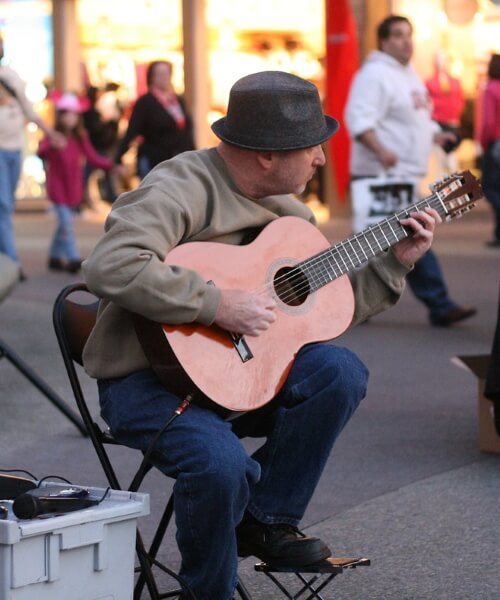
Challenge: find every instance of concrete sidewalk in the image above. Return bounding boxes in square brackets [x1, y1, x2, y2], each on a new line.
[1, 197, 499, 599]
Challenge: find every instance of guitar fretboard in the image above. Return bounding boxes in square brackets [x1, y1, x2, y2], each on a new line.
[300, 193, 446, 292]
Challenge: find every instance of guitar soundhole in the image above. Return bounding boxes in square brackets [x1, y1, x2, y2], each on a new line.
[273, 266, 310, 306]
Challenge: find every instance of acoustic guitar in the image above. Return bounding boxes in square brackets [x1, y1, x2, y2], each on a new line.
[135, 170, 482, 413]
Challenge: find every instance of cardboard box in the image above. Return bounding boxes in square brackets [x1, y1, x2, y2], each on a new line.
[0, 483, 149, 600]
[453, 354, 500, 454]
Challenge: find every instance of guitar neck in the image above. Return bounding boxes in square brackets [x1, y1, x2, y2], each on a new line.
[301, 191, 446, 292]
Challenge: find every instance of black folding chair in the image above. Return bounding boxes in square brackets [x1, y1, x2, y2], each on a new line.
[52, 282, 252, 600]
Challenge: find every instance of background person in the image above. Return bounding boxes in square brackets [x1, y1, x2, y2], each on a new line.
[38, 93, 124, 273]
[345, 14, 476, 327]
[478, 53, 500, 248]
[83, 70, 442, 600]
[114, 60, 195, 179]
[425, 50, 465, 176]
[82, 84, 121, 206]
[0, 33, 64, 278]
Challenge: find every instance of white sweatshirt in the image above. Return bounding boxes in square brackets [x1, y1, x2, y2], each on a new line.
[345, 51, 440, 178]
[0, 65, 40, 150]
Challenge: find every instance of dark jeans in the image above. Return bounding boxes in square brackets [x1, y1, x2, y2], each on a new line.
[481, 146, 500, 242]
[98, 343, 369, 600]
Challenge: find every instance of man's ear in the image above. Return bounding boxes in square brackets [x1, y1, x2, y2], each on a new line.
[255, 151, 275, 171]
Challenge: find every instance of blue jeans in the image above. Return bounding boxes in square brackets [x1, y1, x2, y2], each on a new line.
[49, 204, 80, 261]
[407, 249, 457, 324]
[98, 343, 368, 600]
[0, 148, 22, 261]
[481, 146, 500, 242]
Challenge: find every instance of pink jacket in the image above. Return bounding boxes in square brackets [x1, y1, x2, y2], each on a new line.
[479, 79, 500, 151]
[38, 134, 113, 206]
[425, 73, 464, 126]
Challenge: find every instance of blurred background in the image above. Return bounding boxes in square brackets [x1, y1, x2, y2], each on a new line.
[1, 0, 499, 216]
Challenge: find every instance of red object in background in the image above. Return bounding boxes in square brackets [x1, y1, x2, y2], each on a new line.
[325, 0, 359, 202]
[135, 63, 149, 97]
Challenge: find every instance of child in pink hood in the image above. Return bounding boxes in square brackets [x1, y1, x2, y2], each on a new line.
[38, 92, 123, 272]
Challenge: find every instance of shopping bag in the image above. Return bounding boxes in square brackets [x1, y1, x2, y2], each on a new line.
[350, 176, 416, 233]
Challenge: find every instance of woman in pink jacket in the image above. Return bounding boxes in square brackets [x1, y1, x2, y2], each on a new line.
[38, 93, 122, 272]
[479, 54, 500, 248]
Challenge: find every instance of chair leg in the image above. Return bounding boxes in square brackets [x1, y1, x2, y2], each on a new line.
[134, 530, 161, 600]
[134, 493, 175, 599]
[235, 577, 253, 600]
[0, 338, 87, 436]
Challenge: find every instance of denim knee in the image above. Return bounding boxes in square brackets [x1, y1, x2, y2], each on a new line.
[287, 343, 369, 411]
[329, 345, 369, 401]
[199, 442, 260, 498]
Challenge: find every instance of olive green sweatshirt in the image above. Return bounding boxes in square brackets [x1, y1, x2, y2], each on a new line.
[83, 147, 409, 379]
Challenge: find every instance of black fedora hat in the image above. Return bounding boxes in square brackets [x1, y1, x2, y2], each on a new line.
[211, 71, 339, 151]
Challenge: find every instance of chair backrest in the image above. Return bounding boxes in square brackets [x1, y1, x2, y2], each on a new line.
[52, 283, 121, 489]
[53, 283, 99, 366]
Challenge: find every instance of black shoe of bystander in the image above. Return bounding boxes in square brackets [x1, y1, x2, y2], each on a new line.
[431, 305, 477, 327]
[66, 260, 82, 274]
[48, 257, 66, 271]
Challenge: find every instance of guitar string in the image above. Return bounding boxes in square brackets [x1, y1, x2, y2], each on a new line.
[275, 194, 445, 304]
[254, 198, 434, 304]
[278, 186, 471, 304]
[256, 175, 474, 305]
[257, 194, 444, 305]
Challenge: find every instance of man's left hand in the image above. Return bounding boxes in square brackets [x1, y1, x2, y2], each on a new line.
[392, 207, 442, 268]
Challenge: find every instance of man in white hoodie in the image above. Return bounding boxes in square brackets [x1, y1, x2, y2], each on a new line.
[345, 15, 476, 327]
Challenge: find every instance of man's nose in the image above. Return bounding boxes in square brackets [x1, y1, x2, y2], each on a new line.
[314, 145, 326, 167]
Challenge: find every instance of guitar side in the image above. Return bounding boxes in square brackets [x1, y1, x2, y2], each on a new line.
[149, 217, 355, 412]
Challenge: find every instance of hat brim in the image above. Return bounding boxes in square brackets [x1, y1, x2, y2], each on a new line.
[211, 115, 340, 151]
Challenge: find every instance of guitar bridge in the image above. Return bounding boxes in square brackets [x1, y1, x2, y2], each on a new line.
[229, 332, 253, 362]
[206, 279, 254, 362]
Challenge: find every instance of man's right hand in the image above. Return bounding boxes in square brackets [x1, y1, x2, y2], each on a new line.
[375, 147, 398, 169]
[213, 289, 276, 336]
[357, 130, 398, 169]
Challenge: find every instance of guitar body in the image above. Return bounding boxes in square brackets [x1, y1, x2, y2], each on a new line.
[137, 217, 355, 412]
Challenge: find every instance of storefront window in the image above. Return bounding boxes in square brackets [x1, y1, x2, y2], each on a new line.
[206, 0, 324, 112]
[77, 0, 183, 101]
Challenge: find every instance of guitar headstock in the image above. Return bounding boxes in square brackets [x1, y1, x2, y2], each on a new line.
[430, 170, 483, 220]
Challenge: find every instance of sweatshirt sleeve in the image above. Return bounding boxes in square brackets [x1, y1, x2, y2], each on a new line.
[349, 250, 410, 326]
[83, 182, 221, 327]
[345, 70, 389, 138]
[37, 136, 53, 160]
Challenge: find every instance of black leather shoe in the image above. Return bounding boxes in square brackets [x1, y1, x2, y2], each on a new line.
[431, 305, 477, 327]
[48, 257, 66, 271]
[236, 513, 331, 567]
[66, 259, 82, 274]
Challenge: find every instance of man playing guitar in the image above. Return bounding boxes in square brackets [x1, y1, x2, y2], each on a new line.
[83, 71, 446, 600]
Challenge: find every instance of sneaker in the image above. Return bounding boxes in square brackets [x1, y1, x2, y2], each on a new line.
[236, 513, 331, 567]
[431, 305, 477, 327]
[48, 257, 66, 271]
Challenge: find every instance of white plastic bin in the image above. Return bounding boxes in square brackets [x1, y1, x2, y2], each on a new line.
[0, 483, 149, 600]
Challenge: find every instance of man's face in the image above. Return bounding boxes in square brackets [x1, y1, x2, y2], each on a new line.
[380, 21, 413, 65]
[271, 145, 325, 196]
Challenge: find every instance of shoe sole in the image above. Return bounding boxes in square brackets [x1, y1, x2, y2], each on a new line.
[237, 542, 331, 567]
